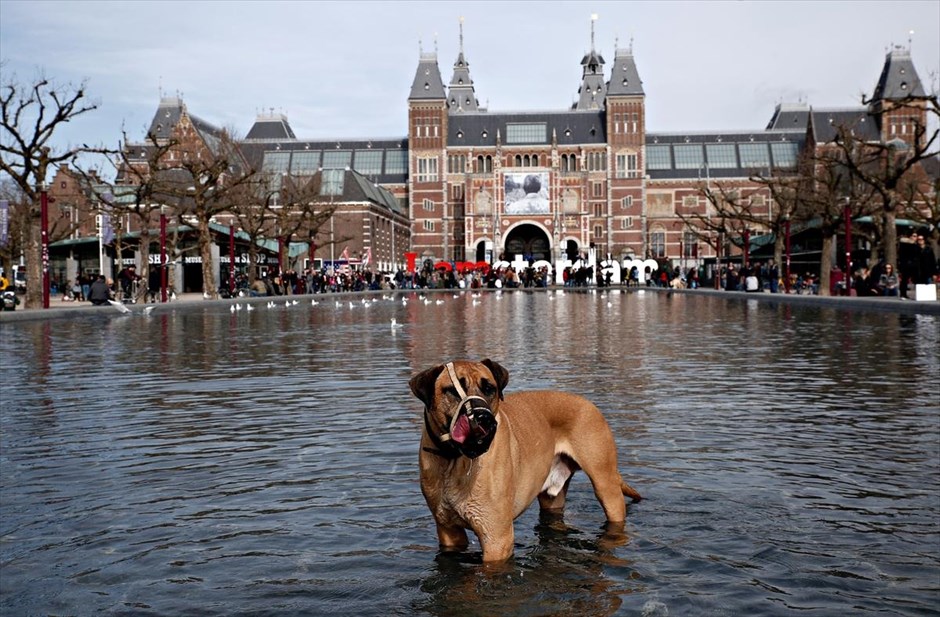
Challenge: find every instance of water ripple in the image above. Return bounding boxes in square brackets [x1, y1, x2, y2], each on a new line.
[1, 292, 937, 615]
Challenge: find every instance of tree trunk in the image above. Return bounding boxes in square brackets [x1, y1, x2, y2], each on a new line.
[819, 232, 835, 297]
[247, 243, 259, 283]
[883, 209, 898, 272]
[24, 205, 42, 309]
[138, 226, 151, 302]
[198, 217, 217, 299]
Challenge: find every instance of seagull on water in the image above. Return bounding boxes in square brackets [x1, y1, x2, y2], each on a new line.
[107, 299, 133, 314]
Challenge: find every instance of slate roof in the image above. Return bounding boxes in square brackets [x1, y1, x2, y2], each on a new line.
[409, 52, 447, 100]
[871, 47, 926, 102]
[343, 170, 406, 217]
[245, 114, 297, 140]
[766, 104, 881, 143]
[606, 48, 644, 97]
[446, 110, 607, 148]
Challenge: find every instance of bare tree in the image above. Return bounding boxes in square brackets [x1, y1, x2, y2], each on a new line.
[156, 124, 255, 299]
[84, 129, 180, 301]
[803, 144, 877, 295]
[0, 69, 103, 307]
[830, 96, 939, 270]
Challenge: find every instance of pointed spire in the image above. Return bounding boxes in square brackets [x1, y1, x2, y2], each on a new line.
[447, 16, 479, 112]
[607, 37, 644, 97]
[459, 16, 465, 56]
[870, 44, 926, 103]
[591, 13, 597, 51]
[574, 14, 607, 109]
[409, 36, 446, 101]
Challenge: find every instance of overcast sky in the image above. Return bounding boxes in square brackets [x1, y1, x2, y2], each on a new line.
[1, 0, 938, 159]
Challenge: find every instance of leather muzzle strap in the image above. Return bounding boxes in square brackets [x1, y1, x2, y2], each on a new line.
[422, 363, 497, 458]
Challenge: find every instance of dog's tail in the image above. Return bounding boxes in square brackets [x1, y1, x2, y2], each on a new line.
[621, 481, 642, 503]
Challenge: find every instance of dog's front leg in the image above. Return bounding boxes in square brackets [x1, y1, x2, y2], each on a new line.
[478, 523, 515, 563]
[436, 523, 469, 552]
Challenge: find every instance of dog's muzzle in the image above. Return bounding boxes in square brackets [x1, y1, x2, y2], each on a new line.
[438, 363, 498, 459]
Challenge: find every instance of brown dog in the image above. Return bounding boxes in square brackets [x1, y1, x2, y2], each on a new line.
[409, 359, 642, 563]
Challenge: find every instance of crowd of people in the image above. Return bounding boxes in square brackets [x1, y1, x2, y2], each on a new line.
[25, 231, 940, 304]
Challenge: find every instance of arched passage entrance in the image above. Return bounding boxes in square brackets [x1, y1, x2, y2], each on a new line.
[503, 224, 551, 262]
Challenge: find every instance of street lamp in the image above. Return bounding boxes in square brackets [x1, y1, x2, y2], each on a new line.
[784, 212, 792, 294]
[40, 183, 50, 309]
[160, 206, 168, 302]
[843, 197, 852, 296]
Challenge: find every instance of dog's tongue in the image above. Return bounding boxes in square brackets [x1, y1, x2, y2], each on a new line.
[451, 414, 470, 443]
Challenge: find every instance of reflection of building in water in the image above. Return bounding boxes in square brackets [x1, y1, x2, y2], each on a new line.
[109, 16, 933, 273]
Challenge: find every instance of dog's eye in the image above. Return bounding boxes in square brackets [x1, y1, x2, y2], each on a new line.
[480, 381, 496, 396]
[443, 386, 460, 399]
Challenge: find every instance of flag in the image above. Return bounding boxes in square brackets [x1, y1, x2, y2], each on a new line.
[0, 200, 8, 247]
[101, 213, 114, 245]
[340, 246, 349, 261]
[362, 247, 371, 266]
[100, 192, 115, 244]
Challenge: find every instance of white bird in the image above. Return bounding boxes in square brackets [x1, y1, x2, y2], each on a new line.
[335, 300, 342, 308]
[246, 304, 254, 311]
[452, 293, 459, 299]
[268, 301, 276, 309]
[607, 301, 613, 308]
[349, 301, 355, 309]
[230, 304, 236, 313]
[170, 291, 178, 301]
[311, 299, 319, 306]
[142, 305, 156, 315]
[236, 303, 243, 311]
[472, 299, 481, 306]
[203, 291, 211, 299]
[436, 299, 445, 305]
[292, 300, 299, 306]
[107, 299, 132, 314]
[401, 298, 408, 306]
[390, 317, 403, 329]
[284, 300, 291, 308]
[423, 298, 431, 305]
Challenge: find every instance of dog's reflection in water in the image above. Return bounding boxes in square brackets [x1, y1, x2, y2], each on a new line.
[415, 512, 636, 617]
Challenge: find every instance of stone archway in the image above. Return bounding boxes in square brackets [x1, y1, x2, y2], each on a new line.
[503, 224, 551, 262]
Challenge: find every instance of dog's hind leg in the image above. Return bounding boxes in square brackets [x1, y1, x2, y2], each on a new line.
[436, 524, 469, 552]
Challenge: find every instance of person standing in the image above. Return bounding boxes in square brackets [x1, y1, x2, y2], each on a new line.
[913, 234, 938, 285]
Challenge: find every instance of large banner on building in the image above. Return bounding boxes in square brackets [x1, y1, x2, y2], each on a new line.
[504, 172, 549, 215]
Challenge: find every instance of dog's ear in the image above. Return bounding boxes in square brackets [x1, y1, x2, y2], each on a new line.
[481, 359, 509, 400]
[409, 364, 444, 408]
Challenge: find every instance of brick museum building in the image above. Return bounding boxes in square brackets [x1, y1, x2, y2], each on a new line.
[47, 19, 935, 290]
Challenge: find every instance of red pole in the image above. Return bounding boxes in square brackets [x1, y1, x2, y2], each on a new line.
[40, 185, 50, 309]
[844, 202, 852, 295]
[784, 219, 792, 293]
[160, 212, 167, 302]
[229, 225, 236, 294]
